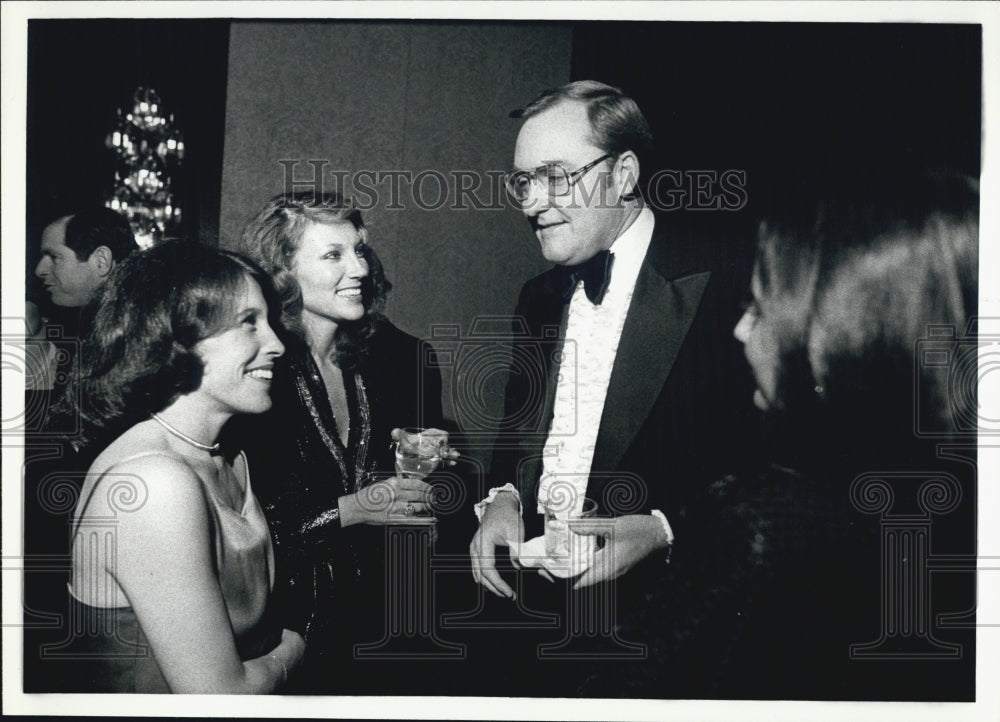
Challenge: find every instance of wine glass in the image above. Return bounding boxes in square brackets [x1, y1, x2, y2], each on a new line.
[393, 427, 444, 480]
[391, 428, 444, 523]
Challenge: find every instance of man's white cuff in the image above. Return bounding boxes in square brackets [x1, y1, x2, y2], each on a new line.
[474, 484, 520, 521]
[650, 509, 675, 544]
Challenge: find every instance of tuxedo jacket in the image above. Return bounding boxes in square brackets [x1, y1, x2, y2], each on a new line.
[492, 214, 758, 539]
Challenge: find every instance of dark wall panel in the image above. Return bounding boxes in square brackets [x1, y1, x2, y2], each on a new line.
[571, 22, 981, 213]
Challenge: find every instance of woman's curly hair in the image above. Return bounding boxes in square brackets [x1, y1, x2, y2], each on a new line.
[61, 240, 281, 450]
[752, 171, 978, 468]
[237, 191, 391, 371]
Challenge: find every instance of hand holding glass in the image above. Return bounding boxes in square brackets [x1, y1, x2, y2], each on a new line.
[390, 428, 443, 523]
[544, 496, 598, 566]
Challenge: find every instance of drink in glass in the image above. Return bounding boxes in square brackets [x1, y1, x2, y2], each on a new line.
[544, 496, 597, 563]
[393, 427, 443, 480]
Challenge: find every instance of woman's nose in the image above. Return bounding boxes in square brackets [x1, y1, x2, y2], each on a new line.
[261, 322, 285, 358]
[346, 252, 369, 279]
[733, 308, 752, 343]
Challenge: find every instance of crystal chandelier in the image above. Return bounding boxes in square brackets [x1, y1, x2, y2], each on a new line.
[105, 87, 184, 249]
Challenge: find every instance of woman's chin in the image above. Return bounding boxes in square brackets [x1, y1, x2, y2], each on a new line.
[753, 388, 771, 411]
[332, 306, 367, 323]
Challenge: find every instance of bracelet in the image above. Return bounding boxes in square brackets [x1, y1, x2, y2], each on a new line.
[269, 653, 288, 685]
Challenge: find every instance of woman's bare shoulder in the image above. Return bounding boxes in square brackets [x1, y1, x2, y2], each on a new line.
[80, 422, 206, 520]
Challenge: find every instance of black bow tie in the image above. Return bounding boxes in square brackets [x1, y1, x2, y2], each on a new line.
[559, 250, 615, 305]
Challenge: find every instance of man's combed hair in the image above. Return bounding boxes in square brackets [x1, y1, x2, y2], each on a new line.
[64, 207, 139, 262]
[512, 80, 654, 178]
[62, 240, 279, 450]
[238, 191, 391, 372]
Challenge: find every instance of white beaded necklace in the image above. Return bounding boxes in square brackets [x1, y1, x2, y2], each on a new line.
[151, 413, 221, 453]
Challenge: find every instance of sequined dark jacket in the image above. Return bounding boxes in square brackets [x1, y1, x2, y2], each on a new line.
[230, 318, 444, 649]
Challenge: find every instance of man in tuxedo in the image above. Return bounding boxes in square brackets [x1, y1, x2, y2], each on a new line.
[467, 82, 756, 685]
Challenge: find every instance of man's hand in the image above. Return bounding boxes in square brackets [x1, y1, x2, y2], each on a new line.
[569, 514, 670, 589]
[469, 492, 523, 599]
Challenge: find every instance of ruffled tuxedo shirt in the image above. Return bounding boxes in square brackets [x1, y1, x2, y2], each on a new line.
[537, 208, 654, 517]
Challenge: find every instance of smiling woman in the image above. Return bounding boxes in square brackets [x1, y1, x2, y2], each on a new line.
[233, 191, 452, 693]
[60, 240, 304, 693]
[292, 220, 371, 330]
[195, 282, 281, 418]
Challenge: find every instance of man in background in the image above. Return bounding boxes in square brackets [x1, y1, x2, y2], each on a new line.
[22, 207, 137, 692]
[34, 206, 137, 310]
[27, 208, 137, 393]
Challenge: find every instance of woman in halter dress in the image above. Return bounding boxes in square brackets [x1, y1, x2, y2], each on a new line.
[63, 241, 304, 693]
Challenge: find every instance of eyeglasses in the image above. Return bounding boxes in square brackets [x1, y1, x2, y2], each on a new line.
[504, 154, 614, 203]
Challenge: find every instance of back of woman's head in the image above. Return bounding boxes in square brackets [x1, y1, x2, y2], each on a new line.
[757, 172, 978, 466]
[69, 240, 278, 449]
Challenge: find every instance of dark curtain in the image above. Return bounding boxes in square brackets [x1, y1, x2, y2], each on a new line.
[570, 22, 982, 215]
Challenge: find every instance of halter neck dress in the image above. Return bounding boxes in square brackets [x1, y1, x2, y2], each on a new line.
[64, 450, 277, 693]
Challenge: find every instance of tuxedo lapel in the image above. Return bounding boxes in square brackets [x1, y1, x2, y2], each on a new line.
[591, 260, 711, 478]
[512, 230, 712, 517]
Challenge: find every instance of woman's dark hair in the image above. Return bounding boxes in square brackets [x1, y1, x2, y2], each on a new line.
[64, 240, 281, 449]
[754, 172, 978, 466]
[237, 191, 391, 370]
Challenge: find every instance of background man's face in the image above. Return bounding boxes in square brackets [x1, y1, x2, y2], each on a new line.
[513, 100, 622, 266]
[35, 217, 104, 307]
